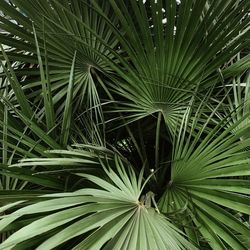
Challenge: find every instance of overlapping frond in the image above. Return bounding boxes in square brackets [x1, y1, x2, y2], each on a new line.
[0, 155, 196, 250]
[0, 1, 249, 249]
[159, 107, 250, 249]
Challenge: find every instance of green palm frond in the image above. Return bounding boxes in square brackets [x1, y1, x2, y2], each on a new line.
[0, 0, 250, 249]
[0, 155, 196, 250]
[222, 69, 250, 134]
[86, 0, 250, 133]
[0, 0, 117, 126]
[159, 107, 250, 249]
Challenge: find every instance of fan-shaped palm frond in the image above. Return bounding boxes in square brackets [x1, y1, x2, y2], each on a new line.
[0, 0, 250, 249]
[85, 0, 250, 134]
[159, 106, 250, 249]
[0, 0, 118, 128]
[0, 155, 196, 250]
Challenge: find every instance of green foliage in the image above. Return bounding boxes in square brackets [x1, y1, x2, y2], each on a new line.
[0, 0, 249, 249]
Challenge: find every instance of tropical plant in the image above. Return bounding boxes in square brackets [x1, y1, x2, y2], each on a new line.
[0, 0, 250, 249]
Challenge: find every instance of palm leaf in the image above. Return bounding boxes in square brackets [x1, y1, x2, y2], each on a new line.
[159, 106, 250, 249]
[0, 155, 196, 250]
